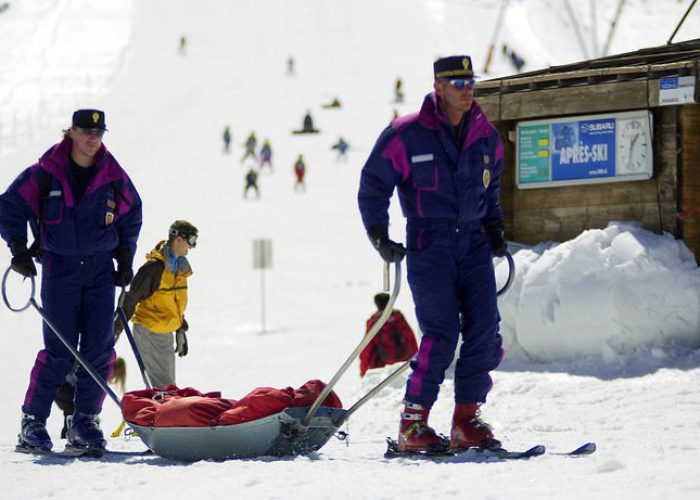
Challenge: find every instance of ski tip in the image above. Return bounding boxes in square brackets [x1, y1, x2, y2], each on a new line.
[526, 444, 546, 455]
[569, 442, 596, 455]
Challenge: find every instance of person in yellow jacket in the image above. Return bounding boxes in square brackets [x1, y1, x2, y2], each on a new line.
[114, 220, 197, 387]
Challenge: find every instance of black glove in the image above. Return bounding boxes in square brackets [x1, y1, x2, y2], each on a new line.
[175, 329, 188, 357]
[9, 240, 37, 277]
[113, 249, 134, 287]
[367, 225, 406, 263]
[483, 218, 507, 257]
[113, 317, 124, 337]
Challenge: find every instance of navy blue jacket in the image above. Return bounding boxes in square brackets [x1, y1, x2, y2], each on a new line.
[358, 93, 504, 230]
[0, 137, 142, 257]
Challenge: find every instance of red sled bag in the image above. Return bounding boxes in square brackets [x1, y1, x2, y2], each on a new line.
[121, 380, 342, 428]
[360, 310, 418, 377]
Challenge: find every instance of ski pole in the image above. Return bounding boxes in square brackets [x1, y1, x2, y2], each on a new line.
[116, 288, 153, 388]
[2, 267, 121, 408]
[303, 259, 402, 426]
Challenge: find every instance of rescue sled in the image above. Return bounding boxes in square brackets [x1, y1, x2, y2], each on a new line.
[113, 260, 411, 461]
[127, 406, 346, 461]
[3, 252, 515, 462]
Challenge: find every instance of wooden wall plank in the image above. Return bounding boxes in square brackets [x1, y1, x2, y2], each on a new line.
[500, 81, 648, 121]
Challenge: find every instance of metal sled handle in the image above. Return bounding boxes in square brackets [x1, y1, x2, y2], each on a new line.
[335, 250, 516, 427]
[116, 288, 153, 388]
[2, 267, 122, 408]
[302, 260, 402, 426]
[496, 250, 515, 297]
[334, 359, 411, 427]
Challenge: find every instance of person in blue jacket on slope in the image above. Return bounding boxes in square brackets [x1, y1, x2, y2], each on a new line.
[358, 55, 507, 453]
[0, 109, 142, 453]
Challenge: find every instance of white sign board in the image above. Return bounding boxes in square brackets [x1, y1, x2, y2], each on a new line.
[253, 239, 272, 269]
[659, 76, 696, 106]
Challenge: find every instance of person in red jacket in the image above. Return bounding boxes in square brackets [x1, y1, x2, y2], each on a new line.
[360, 293, 418, 377]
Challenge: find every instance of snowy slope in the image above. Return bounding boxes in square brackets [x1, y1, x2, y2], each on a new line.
[1, 1, 700, 499]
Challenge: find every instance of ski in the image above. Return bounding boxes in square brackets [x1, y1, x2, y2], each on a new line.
[15, 444, 151, 459]
[384, 438, 596, 461]
[384, 437, 545, 461]
[553, 441, 597, 456]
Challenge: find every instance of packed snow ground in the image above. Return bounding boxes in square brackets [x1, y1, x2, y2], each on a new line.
[1, 1, 700, 499]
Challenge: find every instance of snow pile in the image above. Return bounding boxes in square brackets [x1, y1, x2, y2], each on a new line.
[500, 222, 700, 362]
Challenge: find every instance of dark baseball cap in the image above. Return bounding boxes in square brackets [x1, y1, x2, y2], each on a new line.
[433, 55, 475, 80]
[72, 109, 107, 130]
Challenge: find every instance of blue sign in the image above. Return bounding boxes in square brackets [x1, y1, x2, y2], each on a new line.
[659, 77, 679, 90]
[516, 110, 653, 189]
[551, 118, 615, 181]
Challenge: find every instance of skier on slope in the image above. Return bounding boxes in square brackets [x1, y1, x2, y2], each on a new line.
[241, 131, 257, 163]
[358, 55, 507, 453]
[259, 139, 273, 170]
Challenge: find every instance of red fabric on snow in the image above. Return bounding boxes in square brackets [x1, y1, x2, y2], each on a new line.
[121, 380, 342, 427]
[360, 310, 418, 377]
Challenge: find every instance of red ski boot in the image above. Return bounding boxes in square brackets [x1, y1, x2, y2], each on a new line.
[397, 401, 448, 452]
[449, 403, 500, 450]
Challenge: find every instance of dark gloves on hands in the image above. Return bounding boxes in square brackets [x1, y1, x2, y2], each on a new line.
[175, 318, 189, 357]
[483, 218, 507, 257]
[175, 329, 188, 357]
[9, 240, 37, 278]
[367, 225, 406, 263]
[113, 249, 134, 287]
[113, 317, 124, 337]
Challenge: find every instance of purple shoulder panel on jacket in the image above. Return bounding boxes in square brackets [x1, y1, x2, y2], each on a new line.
[381, 133, 412, 182]
[463, 105, 495, 150]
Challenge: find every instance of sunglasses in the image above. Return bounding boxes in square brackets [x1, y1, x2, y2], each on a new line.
[170, 229, 197, 247]
[447, 78, 475, 89]
[74, 127, 105, 138]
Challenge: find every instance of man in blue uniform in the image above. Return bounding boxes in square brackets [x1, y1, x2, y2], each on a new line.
[358, 56, 507, 452]
[0, 109, 142, 452]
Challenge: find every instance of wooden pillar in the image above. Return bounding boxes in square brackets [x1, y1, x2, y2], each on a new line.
[680, 104, 700, 261]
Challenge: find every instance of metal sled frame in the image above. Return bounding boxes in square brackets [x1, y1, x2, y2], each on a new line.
[128, 406, 346, 461]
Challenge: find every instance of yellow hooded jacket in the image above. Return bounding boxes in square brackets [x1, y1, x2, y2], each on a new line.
[131, 241, 193, 333]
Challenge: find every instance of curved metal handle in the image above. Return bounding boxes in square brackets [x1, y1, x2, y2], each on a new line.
[2, 266, 121, 407]
[496, 250, 515, 296]
[302, 260, 402, 426]
[2, 267, 36, 312]
[336, 250, 516, 428]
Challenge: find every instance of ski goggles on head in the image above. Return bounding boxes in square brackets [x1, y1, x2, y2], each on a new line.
[74, 127, 106, 138]
[170, 229, 197, 247]
[447, 78, 475, 89]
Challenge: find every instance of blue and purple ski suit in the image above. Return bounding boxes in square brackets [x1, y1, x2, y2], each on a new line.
[0, 137, 142, 419]
[358, 93, 505, 407]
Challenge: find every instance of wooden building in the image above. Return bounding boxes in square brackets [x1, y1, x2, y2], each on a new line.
[476, 38, 700, 259]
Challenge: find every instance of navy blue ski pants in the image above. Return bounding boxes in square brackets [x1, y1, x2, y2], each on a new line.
[22, 252, 116, 419]
[403, 221, 503, 407]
